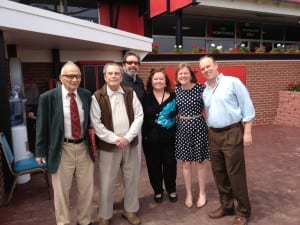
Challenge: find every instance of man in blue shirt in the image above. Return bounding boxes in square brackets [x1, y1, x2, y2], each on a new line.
[199, 56, 255, 225]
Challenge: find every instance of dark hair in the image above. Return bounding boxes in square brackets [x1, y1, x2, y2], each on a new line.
[146, 68, 173, 94]
[175, 63, 197, 85]
[122, 51, 140, 64]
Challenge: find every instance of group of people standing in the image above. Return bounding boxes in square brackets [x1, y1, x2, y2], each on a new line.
[34, 52, 255, 225]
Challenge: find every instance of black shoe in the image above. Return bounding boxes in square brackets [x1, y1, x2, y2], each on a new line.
[154, 193, 163, 203]
[209, 207, 235, 219]
[169, 192, 177, 202]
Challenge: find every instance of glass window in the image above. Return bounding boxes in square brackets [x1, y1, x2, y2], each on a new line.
[262, 42, 272, 52]
[153, 14, 205, 37]
[152, 36, 176, 53]
[67, 6, 99, 23]
[206, 39, 234, 52]
[207, 21, 234, 38]
[15, 0, 99, 23]
[286, 26, 300, 42]
[182, 17, 205, 37]
[238, 22, 261, 40]
[263, 24, 284, 40]
[183, 37, 205, 52]
[236, 40, 249, 48]
[153, 15, 177, 36]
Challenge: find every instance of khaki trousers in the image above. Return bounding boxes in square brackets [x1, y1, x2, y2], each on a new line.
[98, 146, 139, 220]
[51, 142, 94, 225]
[209, 124, 251, 218]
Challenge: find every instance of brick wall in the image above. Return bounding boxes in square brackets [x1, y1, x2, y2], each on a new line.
[139, 60, 300, 125]
[22, 63, 54, 94]
[18, 61, 300, 125]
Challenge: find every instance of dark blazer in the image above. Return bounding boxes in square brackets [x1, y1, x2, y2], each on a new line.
[35, 86, 94, 173]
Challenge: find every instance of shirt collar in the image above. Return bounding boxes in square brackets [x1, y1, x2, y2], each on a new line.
[106, 85, 124, 97]
[206, 73, 223, 89]
[61, 84, 78, 98]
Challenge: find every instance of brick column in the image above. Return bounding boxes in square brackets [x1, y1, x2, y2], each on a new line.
[275, 91, 300, 127]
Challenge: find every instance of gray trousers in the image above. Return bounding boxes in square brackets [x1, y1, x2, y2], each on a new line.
[98, 145, 139, 220]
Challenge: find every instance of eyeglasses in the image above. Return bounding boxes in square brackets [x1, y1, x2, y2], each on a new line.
[125, 61, 139, 65]
[62, 74, 82, 79]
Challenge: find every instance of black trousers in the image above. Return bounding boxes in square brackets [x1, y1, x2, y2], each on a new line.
[209, 124, 251, 218]
[27, 118, 36, 152]
[143, 140, 177, 195]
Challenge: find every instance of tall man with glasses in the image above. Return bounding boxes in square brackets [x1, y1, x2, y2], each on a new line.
[35, 61, 95, 225]
[122, 51, 145, 173]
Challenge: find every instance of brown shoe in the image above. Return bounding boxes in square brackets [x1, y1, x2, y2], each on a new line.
[99, 217, 110, 225]
[209, 207, 234, 219]
[232, 216, 248, 225]
[121, 211, 141, 225]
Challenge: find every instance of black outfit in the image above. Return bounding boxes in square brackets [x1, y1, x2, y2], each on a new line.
[26, 104, 37, 152]
[142, 92, 177, 195]
[122, 72, 145, 103]
[25, 85, 39, 153]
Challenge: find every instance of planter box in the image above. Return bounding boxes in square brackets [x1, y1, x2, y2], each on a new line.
[144, 53, 300, 62]
[274, 91, 300, 127]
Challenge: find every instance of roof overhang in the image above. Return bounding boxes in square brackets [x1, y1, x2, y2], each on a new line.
[0, 0, 152, 57]
[190, 0, 300, 25]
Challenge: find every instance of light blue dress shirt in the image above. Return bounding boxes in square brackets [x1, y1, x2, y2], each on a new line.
[203, 74, 255, 128]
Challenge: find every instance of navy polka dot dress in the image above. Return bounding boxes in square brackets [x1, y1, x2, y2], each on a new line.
[175, 83, 209, 162]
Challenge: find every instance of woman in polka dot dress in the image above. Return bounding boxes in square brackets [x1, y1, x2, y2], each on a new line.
[175, 63, 210, 209]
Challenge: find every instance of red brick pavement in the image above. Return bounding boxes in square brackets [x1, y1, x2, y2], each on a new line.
[0, 124, 300, 225]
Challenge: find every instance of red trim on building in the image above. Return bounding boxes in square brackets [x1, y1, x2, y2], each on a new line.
[169, 0, 194, 13]
[149, 0, 168, 18]
[99, 2, 144, 35]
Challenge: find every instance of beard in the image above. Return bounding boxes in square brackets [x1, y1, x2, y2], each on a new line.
[125, 68, 138, 77]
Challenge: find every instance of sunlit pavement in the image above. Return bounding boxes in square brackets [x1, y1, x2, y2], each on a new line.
[0, 124, 299, 225]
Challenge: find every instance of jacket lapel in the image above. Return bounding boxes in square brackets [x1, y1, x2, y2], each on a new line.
[54, 87, 64, 132]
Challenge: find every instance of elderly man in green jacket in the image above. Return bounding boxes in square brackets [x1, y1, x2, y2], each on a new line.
[35, 61, 95, 225]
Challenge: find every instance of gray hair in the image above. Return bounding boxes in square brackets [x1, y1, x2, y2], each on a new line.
[103, 63, 123, 76]
[60, 61, 81, 76]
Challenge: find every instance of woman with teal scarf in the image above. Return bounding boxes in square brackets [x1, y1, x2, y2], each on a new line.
[142, 68, 177, 203]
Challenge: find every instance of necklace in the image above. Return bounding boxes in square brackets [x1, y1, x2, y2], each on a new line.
[153, 89, 165, 104]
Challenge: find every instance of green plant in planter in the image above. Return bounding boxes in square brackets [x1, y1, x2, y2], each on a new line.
[255, 46, 266, 53]
[209, 43, 222, 54]
[152, 43, 159, 53]
[174, 45, 183, 53]
[191, 44, 200, 53]
[272, 43, 284, 53]
[288, 81, 300, 91]
[286, 45, 299, 53]
[239, 44, 250, 53]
